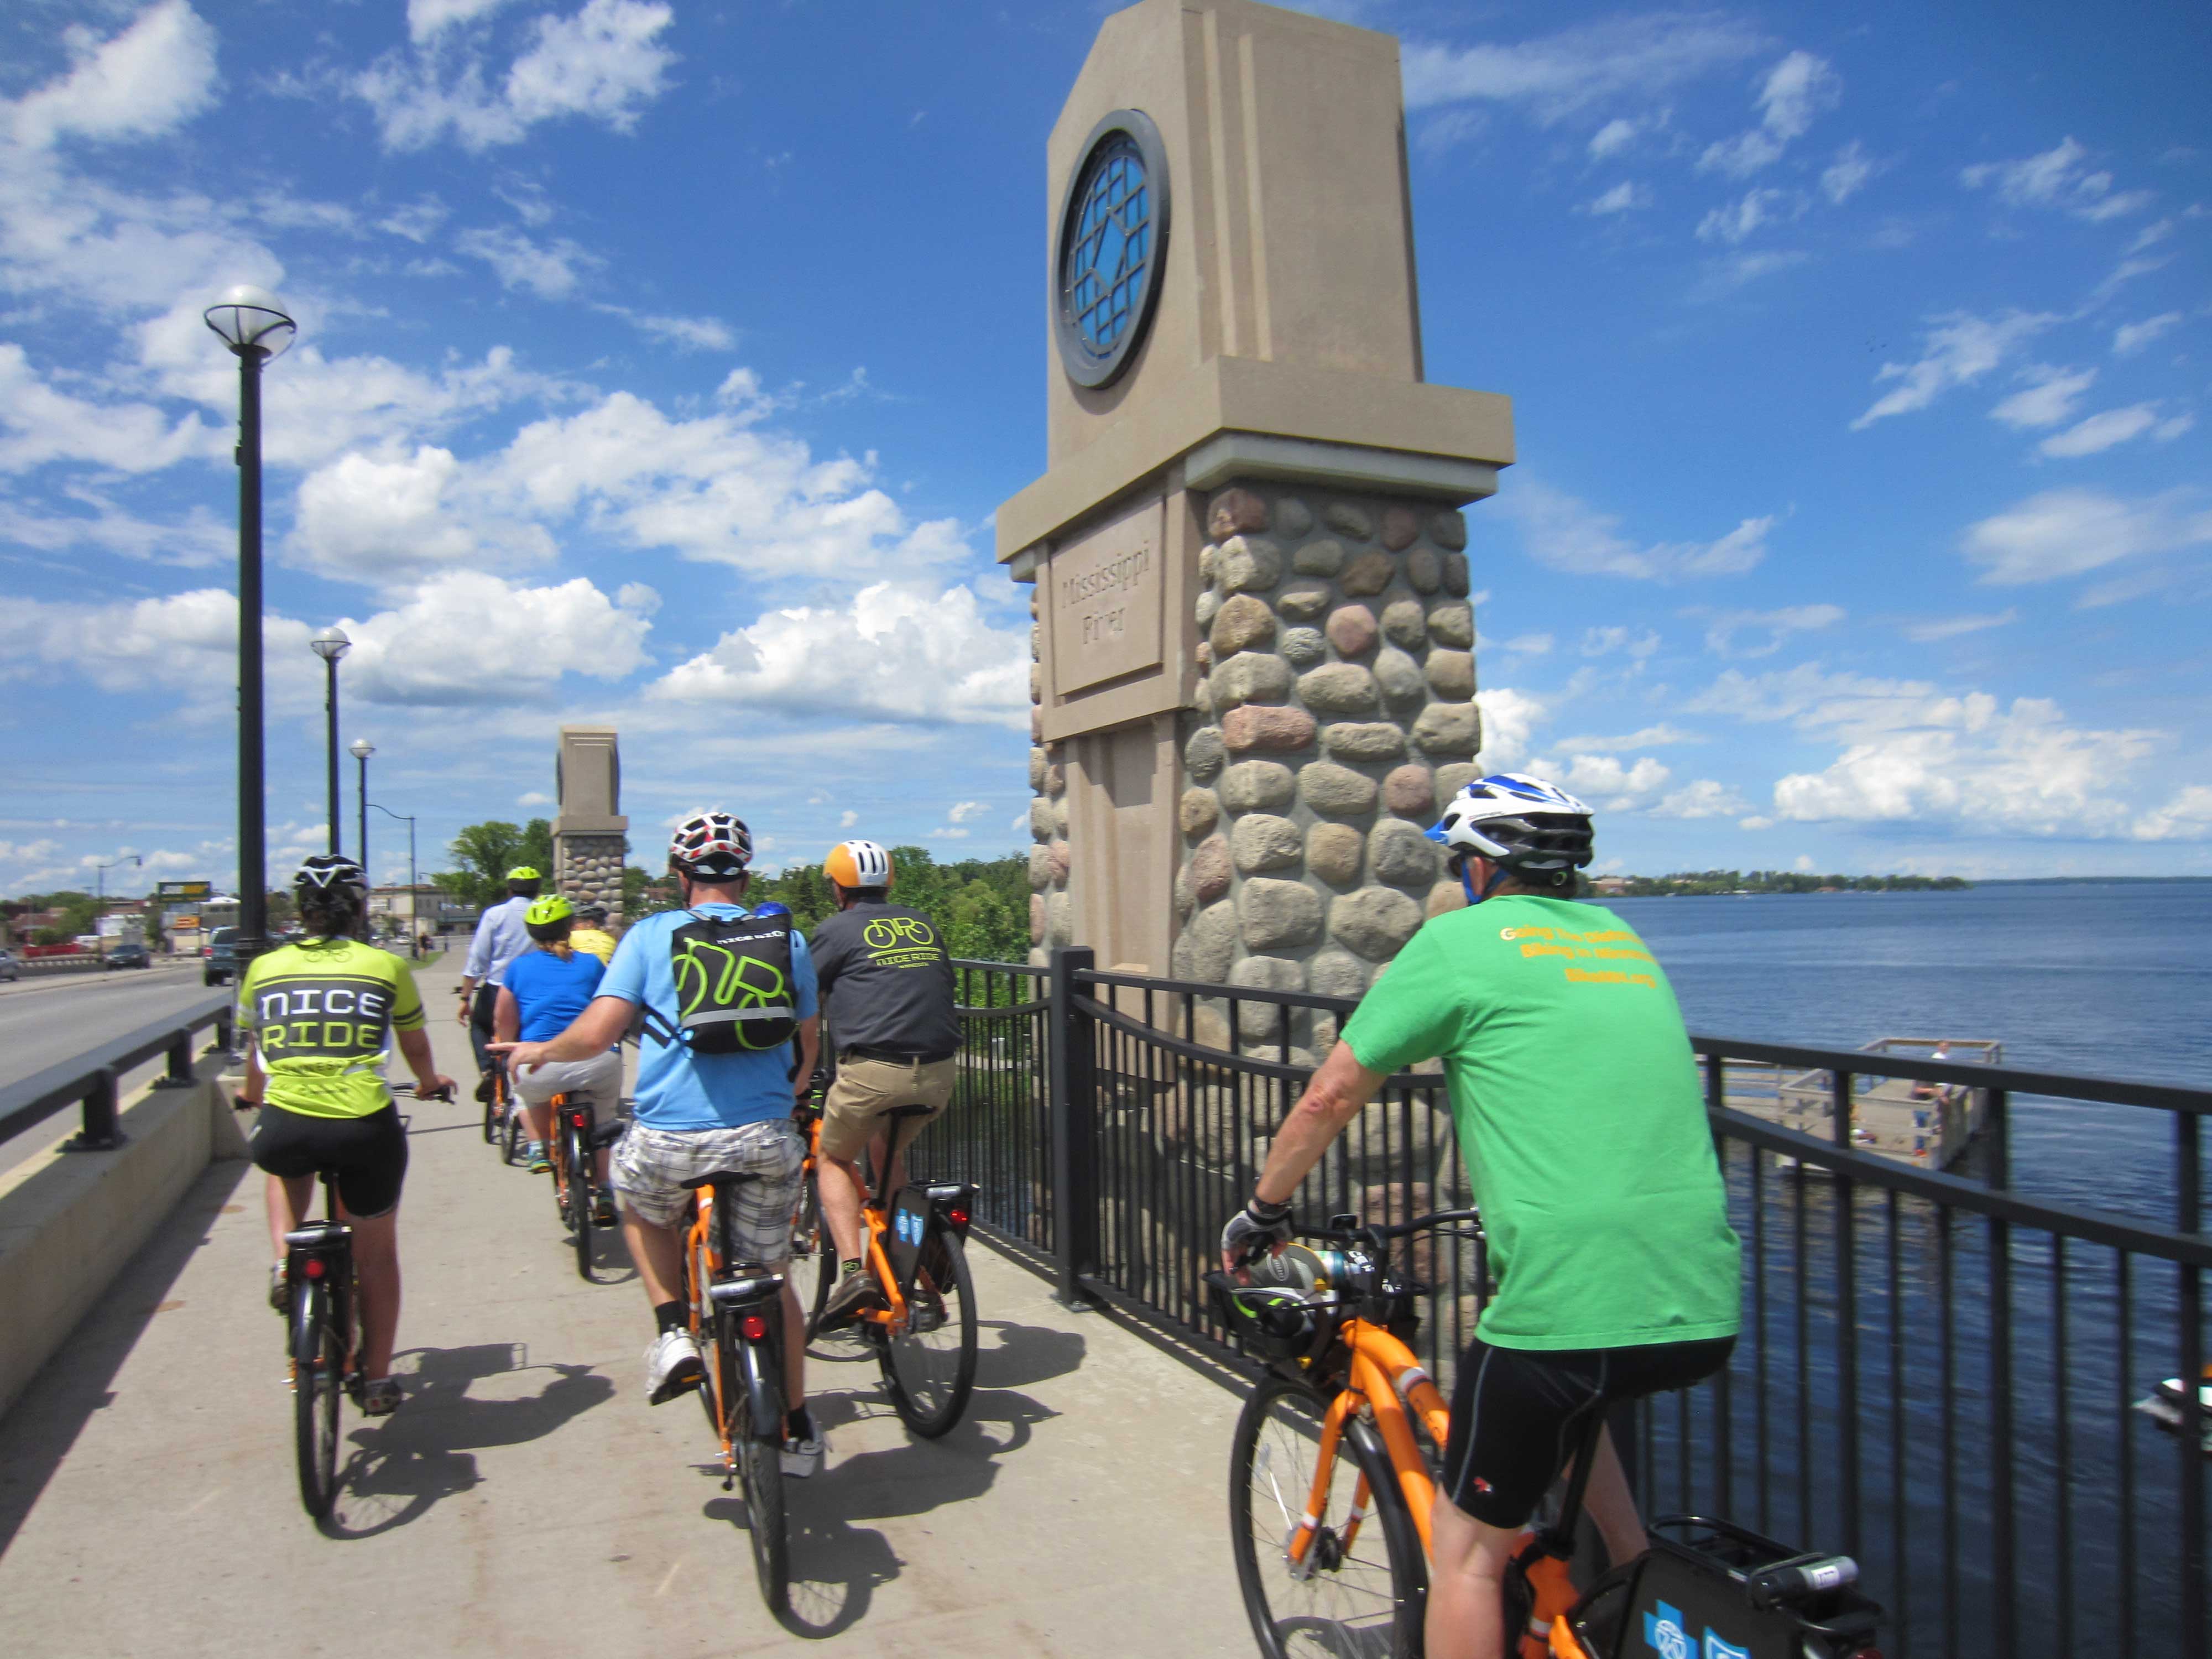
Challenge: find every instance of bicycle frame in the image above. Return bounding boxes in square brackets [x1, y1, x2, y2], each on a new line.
[1296, 1319, 1452, 1564]
[685, 1183, 786, 1469]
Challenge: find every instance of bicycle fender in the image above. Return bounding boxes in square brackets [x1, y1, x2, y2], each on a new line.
[737, 1327, 783, 1439]
[290, 1279, 327, 1367]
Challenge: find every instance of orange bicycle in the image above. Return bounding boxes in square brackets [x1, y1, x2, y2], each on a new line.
[1210, 1210, 1885, 1659]
[800, 1103, 979, 1437]
[681, 1166, 794, 1614]
[541, 1089, 623, 1282]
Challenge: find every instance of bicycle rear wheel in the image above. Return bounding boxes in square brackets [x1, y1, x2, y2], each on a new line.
[500, 1102, 523, 1165]
[1230, 1373, 1426, 1659]
[878, 1224, 977, 1437]
[290, 1281, 345, 1521]
[729, 1322, 789, 1616]
[566, 1126, 594, 1281]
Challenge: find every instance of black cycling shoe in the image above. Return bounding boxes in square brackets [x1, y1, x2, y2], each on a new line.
[473, 1072, 497, 1105]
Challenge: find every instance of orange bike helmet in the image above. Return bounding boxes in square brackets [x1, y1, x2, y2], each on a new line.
[825, 839, 893, 890]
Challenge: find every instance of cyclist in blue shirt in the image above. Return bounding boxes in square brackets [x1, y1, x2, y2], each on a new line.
[493, 810, 825, 1475]
[495, 895, 622, 1221]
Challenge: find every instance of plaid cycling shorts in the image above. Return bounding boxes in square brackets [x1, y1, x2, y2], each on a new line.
[612, 1118, 804, 1261]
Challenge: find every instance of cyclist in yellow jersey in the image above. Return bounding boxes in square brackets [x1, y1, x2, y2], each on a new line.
[239, 855, 452, 1415]
[570, 902, 618, 966]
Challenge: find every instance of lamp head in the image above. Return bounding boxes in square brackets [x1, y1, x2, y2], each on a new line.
[309, 625, 351, 664]
[202, 285, 296, 359]
[349, 739, 375, 761]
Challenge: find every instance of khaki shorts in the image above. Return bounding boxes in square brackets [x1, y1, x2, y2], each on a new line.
[818, 1055, 956, 1164]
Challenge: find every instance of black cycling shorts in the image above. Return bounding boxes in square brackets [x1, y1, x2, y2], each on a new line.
[249, 1104, 410, 1219]
[1439, 1334, 1735, 1528]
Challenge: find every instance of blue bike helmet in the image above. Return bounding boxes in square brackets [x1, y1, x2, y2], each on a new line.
[752, 901, 791, 919]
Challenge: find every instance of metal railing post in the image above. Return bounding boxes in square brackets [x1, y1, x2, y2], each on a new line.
[157, 1029, 194, 1088]
[1048, 945, 1098, 1308]
[70, 1067, 121, 1150]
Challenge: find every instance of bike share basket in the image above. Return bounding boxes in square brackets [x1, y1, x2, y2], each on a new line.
[1552, 1516, 1881, 1659]
[1204, 1244, 1361, 1366]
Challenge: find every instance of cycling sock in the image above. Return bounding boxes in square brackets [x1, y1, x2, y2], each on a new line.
[785, 1406, 811, 1439]
[839, 1258, 863, 1279]
[654, 1300, 687, 1336]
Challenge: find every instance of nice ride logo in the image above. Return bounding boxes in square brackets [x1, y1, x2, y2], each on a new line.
[1642, 1602, 1749, 1659]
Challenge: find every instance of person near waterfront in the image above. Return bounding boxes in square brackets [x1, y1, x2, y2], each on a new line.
[495, 894, 620, 1218]
[457, 866, 541, 1100]
[237, 855, 454, 1417]
[1219, 773, 1741, 1659]
[570, 902, 618, 965]
[490, 811, 826, 1475]
[806, 839, 961, 1326]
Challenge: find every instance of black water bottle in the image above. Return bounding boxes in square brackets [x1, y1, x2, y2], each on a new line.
[1747, 1554, 1859, 1608]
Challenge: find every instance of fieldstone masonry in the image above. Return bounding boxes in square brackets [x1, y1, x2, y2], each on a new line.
[1026, 479, 1482, 1057]
[555, 833, 628, 921]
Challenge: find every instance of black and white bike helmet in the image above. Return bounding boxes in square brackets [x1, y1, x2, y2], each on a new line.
[294, 853, 369, 904]
[668, 810, 753, 880]
[1426, 773, 1595, 900]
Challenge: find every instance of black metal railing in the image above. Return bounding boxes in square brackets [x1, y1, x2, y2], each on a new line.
[938, 947, 2209, 1659]
[0, 990, 233, 1152]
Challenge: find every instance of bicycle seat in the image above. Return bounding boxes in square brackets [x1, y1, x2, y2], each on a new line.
[680, 1169, 760, 1191]
[879, 1104, 938, 1120]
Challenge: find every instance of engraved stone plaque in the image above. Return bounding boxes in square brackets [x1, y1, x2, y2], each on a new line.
[1048, 493, 1165, 695]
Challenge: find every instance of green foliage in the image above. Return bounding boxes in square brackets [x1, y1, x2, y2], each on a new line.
[1602, 869, 1973, 897]
[434, 818, 555, 907]
[746, 847, 1031, 965]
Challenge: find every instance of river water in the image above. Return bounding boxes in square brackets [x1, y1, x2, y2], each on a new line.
[1609, 881, 2209, 1656]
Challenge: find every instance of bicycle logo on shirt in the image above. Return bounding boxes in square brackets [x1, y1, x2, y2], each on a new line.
[862, 917, 936, 951]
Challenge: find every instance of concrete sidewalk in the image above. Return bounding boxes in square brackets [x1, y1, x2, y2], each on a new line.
[0, 960, 1257, 1657]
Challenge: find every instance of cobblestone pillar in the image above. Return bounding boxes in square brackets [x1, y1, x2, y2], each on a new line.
[1166, 481, 1480, 1059]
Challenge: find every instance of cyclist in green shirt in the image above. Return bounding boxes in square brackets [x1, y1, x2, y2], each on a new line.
[239, 856, 452, 1415]
[1220, 774, 1740, 1659]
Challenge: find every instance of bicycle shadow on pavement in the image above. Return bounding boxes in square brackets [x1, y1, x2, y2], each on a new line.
[711, 1318, 1085, 1639]
[323, 1341, 613, 1539]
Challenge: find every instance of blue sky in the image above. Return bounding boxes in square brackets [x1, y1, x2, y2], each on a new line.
[0, 0, 2205, 899]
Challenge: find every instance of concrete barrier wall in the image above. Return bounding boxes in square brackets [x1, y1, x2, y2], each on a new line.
[0, 1055, 248, 1419]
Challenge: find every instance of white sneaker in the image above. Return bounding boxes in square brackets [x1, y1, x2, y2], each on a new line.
[645, 1328, 702, 1404]
[780, 1407, 825, 1479]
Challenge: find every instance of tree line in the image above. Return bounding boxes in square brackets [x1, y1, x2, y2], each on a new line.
[432, 820, 1032, 965]
[1598, 869, 1972, 897]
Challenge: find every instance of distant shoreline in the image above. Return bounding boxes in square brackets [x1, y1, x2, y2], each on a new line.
[1604, 875, 2212, 895]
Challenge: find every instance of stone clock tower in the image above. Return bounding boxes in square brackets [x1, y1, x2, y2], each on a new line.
[551, 724, 628, 925]
[1005, 0, 1512, 1003]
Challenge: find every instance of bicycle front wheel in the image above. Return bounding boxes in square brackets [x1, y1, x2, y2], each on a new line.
[878, 1225, 977, 1438]
[481, 1084, 499, 1144]
[1230, 1374, 1426, 1659]
[787, 1169, 833, 1335]
[290, 1282, 345, 1521]
[731, 1328, 789, 1616]
[501, 1103, 523, 1166]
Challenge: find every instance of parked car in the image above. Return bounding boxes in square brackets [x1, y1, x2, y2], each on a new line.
[0, 948, 19, 982]
[105, 942, 152, 970]
[202, 926, 239, 987]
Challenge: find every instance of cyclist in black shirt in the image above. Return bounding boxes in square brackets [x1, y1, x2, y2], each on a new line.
[807, 839, 958, 1323]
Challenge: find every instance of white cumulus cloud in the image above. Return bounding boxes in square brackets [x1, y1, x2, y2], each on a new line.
[1989, 365, 2098, 430]
[6, 1, 220, 151]
[1698, 51, 1840, 178]
[1702, 604, 1845, 658]
[2038, 405, 2162, 458]
[650, 581, 1029, 729]
[1853, 310, 2059, 429]
[1402, 14, 1763, 123]
[2113, 312, 2183, 356]
[1961, 488, 2212, 585]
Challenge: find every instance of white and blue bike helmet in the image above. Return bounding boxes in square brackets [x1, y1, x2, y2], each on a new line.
[1426, 773, 1596, 904]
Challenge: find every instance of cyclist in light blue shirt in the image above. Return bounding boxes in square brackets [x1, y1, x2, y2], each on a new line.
[493, 811, 825, 1475]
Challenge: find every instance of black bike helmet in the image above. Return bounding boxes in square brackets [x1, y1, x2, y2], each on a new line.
[294, 854, 368, 932]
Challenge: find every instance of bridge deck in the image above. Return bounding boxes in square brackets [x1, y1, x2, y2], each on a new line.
[0, 963, 1253, 1656]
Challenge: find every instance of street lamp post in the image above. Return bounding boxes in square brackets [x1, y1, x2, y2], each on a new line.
[350, 738, 375, 901]
[94, 854, 141, 962]
[309, 627, 351, 854]
[369, 802, 418, 948]
[204, 285, 296, 977]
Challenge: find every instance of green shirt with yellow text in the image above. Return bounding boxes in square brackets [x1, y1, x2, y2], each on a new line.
[1341, 895, 1740, 1351]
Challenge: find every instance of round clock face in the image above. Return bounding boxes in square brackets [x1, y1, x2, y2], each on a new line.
[1054, 109, 1171, 390]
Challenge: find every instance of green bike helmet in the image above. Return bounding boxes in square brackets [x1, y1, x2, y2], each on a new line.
[525, 894, 575, 941]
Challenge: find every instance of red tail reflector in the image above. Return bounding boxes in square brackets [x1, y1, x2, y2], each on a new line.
[947, 1207, 970, 1229]
[301, 1256, 326, 1279]
[738, 1313, 769, 1341]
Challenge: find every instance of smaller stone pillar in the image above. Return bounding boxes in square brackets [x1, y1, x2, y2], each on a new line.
[551, 724, 629, 925]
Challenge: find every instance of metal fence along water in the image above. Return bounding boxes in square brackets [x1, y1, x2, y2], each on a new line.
[915, 948, 2210, 1659]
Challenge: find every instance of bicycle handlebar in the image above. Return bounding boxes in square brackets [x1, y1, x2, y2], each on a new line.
[1293, 1207, 1481, 1245]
